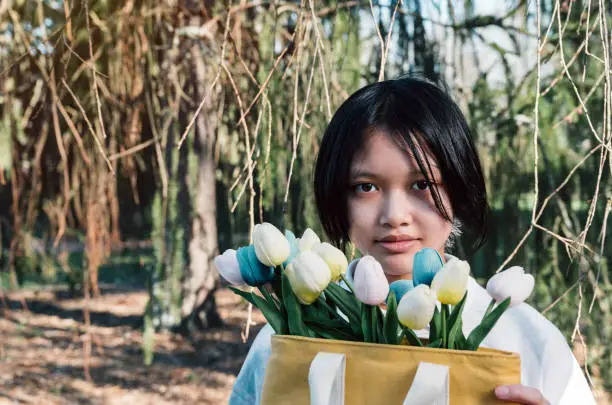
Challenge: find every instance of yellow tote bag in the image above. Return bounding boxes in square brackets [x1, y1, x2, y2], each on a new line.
[261, 335, 521, 405]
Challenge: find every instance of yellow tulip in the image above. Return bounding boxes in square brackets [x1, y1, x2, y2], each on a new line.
[397, 285, 437, 330]
[285, 251, 332, 304]
[311, 242, 348, 282]
[252, 223, 291, 267]
[430, 258, 470, 305]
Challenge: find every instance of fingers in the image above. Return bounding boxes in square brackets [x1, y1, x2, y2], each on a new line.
[495, 385, 549, 405]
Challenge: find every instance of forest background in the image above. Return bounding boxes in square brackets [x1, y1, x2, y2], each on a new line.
[1, 0, 611, 403]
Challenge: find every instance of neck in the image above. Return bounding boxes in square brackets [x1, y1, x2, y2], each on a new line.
[385, 273, 412, 284]
[384, 252, 449, 284]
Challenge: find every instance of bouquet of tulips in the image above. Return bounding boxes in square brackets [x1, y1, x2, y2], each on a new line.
[214, 223, 535, 349]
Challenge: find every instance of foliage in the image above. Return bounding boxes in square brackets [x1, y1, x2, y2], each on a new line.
[0, 0, 610, 392]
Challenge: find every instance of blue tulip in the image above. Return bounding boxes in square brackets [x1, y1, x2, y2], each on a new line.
[282, 229, 300, 267]
[387, 279, 414, 304]
[236, 245, 275, 286]
[412, 247, 444, 287]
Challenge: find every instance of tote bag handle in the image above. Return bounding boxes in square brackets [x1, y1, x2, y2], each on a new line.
[308, 352, 450, 405]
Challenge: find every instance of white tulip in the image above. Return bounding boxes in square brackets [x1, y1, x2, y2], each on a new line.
[311, 242, 348, 282]
[352, 256, 389, 305]
[214, 249, 244, 286]
[397, 285, 437, 330]
[298, 228, 321, 251]
[486, 266, 534, 307]
[285, 250, 332, 305]
[252, 223, 291, 267]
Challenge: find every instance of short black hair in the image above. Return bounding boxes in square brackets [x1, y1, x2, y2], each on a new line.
[314, 76, 489, 252]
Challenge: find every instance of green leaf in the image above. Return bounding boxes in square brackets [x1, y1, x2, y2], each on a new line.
[323, 293, 339, 315]
[303, 297, 353, 338]
[466, 297, 511, 350]
[455, 329, 468, 350]
[305, 322, 358, 341]
[302, 299, 325, 322]
[258, 286, 280, 311]
[325, 283, 362, 322]
[401, 326, 424, 347]
[447, 292, 468, 349]
[228, 286, 256, 306]
[483, 298, 495, 318]
[269, 276, 287, 328]
[383, 292, 400, 345]
[251, 292, 285, 334]
[324, 283, 364, 338]
[452, 320, 464, 350]
[429, 305, 441, 342]
[281, 273, 310, 337]
[427, 338, 442, 348]
[304, 316, 357, 341]
[303, 314, 350, 330]
[315, 295, 341, 320]
[270, 276, 284, 304]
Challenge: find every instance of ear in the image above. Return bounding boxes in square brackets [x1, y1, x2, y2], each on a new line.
[444, 218, 463, 251]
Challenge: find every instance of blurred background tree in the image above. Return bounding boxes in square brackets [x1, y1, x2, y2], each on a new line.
[0, 0, 610, 397]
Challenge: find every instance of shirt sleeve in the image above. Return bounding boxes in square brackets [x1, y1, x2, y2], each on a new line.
[510, 304, 596, 404]
[229, 325, 274, 405]
[556, 355, 597, 405]
[535, 311, 596, 405]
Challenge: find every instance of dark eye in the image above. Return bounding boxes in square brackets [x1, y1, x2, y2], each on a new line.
[411, 180, 432, 191]
[354, 183, 378, 193]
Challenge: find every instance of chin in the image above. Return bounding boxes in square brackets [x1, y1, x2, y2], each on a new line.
[377, 254, 414, 277]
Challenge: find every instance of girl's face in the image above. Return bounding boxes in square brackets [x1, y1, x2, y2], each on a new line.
[347, 131, 453, 282]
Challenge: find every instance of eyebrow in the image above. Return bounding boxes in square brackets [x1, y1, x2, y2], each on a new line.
[350, 169, 427, 179]
[350, 163, 443, 180]
[349, 170, 379, 180]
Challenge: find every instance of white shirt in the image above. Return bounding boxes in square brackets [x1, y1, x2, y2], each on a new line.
[229, 276, 596, 405]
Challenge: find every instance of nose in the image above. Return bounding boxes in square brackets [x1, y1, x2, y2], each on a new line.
[379, 189, 414, 228]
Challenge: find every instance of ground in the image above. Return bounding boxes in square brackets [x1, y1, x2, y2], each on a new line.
[0, 286, 264, 405]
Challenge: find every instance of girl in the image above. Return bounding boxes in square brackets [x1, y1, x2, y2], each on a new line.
[229, 77, 595, 405]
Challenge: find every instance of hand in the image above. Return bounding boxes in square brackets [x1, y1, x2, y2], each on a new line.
[495, 385, 550, 404]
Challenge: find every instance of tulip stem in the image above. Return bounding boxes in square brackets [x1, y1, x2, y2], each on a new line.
[361, 305, 372, 343]
[339, 274, 355, 295]
[371, 305, 380, 343]
[441, 304, 448, 349]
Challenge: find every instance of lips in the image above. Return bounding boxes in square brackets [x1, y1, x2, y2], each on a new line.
[378, 234, 417, 243]
[376, 235, 420, 254]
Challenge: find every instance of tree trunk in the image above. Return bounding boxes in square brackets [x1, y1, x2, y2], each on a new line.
[178, 20, 222, 334]
[143, 11, 221, 361]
